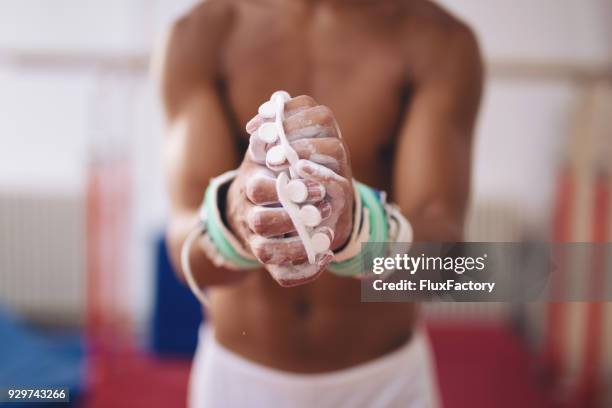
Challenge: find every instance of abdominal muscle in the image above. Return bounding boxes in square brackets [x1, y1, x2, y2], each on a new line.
[209, 273, 418, 373]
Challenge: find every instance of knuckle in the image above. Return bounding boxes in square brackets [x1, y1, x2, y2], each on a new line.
[315, 105, 334, 124]
[250, 237, 272, 263]
[340, 177, 352, 190]
[245, 176, 267, 203]
[290, 138, 313, 152]
[319, 201, 333, 219]
[305, 180, 325, 200]
[296, 95, 317, 107]
[247, 209, 265, 233]
[245, 180, 259, 203]
[326, 138, 346, 160]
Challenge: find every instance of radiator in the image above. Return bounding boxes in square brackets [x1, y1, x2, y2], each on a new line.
[0, 190, 85, 326]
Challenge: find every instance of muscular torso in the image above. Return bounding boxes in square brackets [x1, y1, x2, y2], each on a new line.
[209, 0, 419, 372]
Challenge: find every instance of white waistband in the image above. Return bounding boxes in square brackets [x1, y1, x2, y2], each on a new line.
[196, 324, 430, 387]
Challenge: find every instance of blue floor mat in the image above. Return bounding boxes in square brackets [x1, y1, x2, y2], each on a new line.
[0, 308, 84, 407]
[149, 236, 203, 357]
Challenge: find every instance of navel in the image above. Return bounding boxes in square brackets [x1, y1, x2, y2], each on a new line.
[293, 298, 312, 319]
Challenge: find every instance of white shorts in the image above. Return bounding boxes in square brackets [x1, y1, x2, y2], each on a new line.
[188, 325, 441, 408]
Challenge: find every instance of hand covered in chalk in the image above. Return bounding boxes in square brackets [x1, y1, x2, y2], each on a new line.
[226, 94, 354, 286]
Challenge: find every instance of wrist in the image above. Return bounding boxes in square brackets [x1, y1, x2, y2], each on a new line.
[333, 197, 356, 252]
[223, 179, 238, 236]
[327, 181, 413, 278]
[199, 170, 260, 270]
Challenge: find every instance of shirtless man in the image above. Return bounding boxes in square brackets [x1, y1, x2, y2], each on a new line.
[157, 0, 482, 406]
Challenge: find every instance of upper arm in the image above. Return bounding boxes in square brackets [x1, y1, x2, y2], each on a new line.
[153, 3, 239, 213]
[393, 22, 483, 240]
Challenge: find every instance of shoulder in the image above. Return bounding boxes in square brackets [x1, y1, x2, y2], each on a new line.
[153, 1, 236, 114]
[158, 0, 236, 78]
[399, 0, 483, 82]
[169, 0, 235, 46]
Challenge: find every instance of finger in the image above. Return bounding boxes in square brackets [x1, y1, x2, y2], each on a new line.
[284, 105, 339, 141]
[248, 134, 267, 163]
[250, 235, 307, 265]
[246, 175, 326, 205]
[245, 170, 277, 205]
[250, 225, 335, 264]
[247, 201, 332, 237]
[245, 95, 318, 134]
[291, 138, 346, 173]
[246, 115, 265, 135]
[267, 251, 334, 287]
[295, 159, 348, 189]
[264, 138, 346, 173]
[285, 95, 318, 117]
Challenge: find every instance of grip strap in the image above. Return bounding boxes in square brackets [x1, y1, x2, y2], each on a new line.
[197, 171, 412, 276]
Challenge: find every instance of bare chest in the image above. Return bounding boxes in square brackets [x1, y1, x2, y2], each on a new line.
[222, 6, 409, 187]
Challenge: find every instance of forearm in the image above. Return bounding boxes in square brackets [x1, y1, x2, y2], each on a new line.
[166, 208, 248, 288]
[391, 23, 480, 245]
[405, 201, 465, 243]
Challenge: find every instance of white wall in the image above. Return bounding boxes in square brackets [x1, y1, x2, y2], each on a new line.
[439, 0, 612, 65]
[0, 0, 147, 56]
[0, 66, 92, 193]
[436, 0, 611, 231]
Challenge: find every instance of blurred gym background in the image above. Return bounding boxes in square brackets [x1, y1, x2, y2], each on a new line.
[0, 0, 610, 407]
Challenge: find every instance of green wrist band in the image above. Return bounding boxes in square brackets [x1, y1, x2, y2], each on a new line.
[201, 171, 260, 270]
[327, 182, 389, 277]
